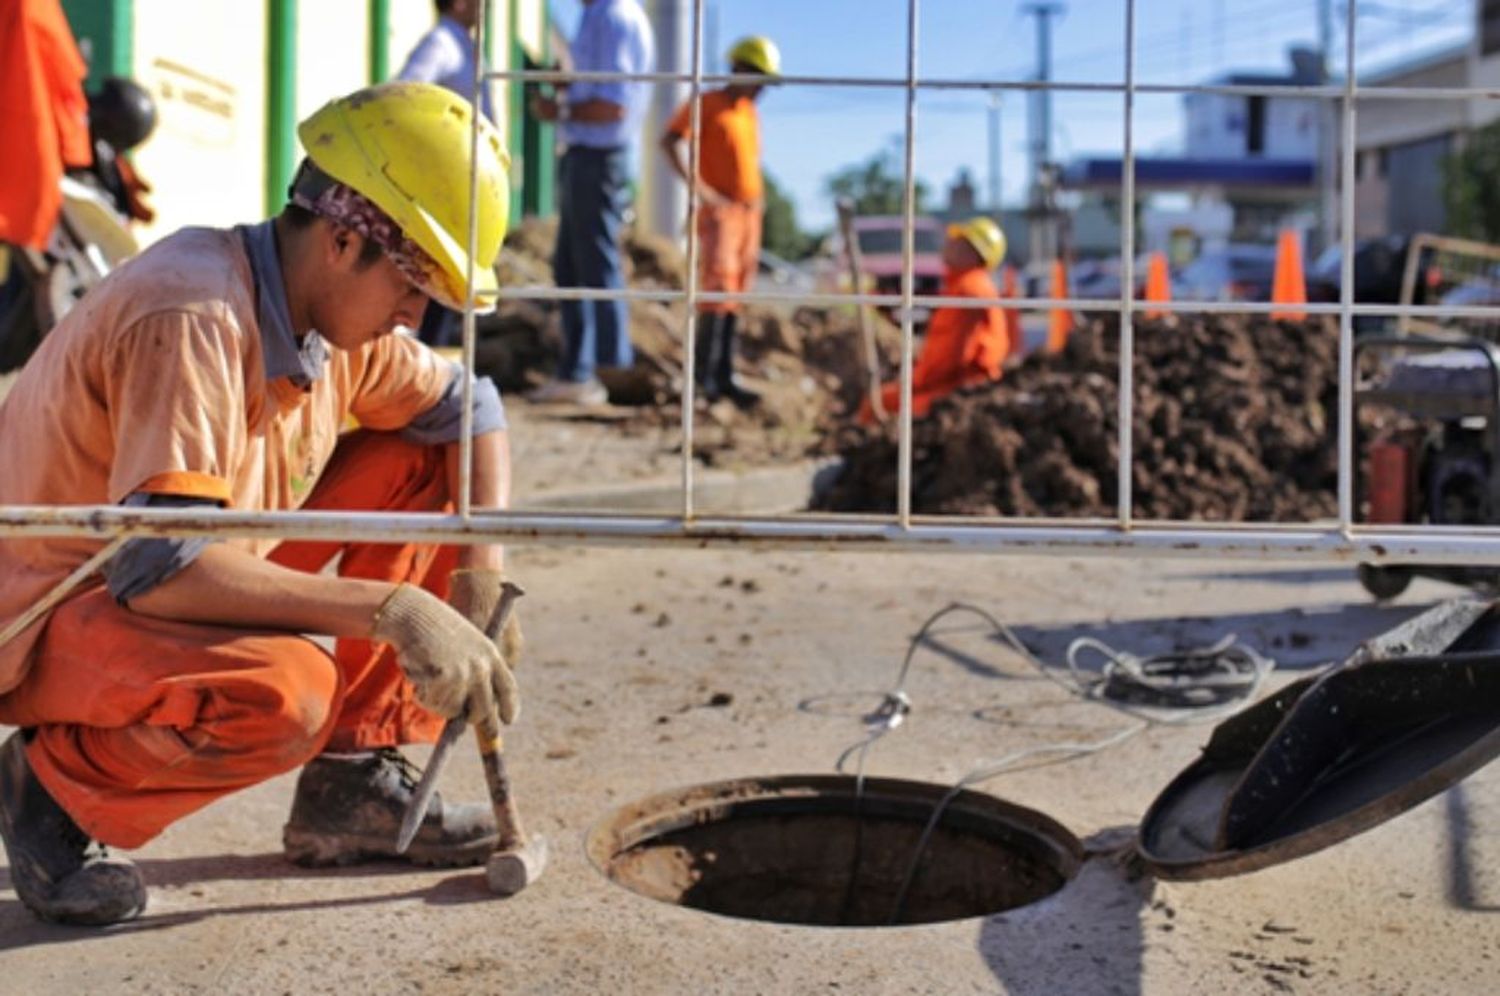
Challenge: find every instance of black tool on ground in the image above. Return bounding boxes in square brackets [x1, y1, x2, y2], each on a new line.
[1138, 597, 1500, 878]
[1355, 335, 1500, 599]
[869, 598, 1499, 923]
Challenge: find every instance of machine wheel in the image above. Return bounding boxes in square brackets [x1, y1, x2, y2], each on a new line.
[1358, 563, 1412, 601]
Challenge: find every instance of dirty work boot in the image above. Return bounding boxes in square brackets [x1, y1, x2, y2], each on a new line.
[713, 312, 761, 410]
[693, 311, 725, 402]
[0, 731, 147, 926]
[282, 749, 498, 868]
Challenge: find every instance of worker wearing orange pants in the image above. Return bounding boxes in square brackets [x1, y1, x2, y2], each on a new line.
[860, 217, 1010, 423]
[0, 432, 461, 849]
[0, 83, 521, 928]
[661, 35, 781, 408]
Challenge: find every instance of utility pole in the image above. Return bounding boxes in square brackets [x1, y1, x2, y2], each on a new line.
[641, 0, 691, 238]
[987, 92, 1003, 211]
[1023, 2, 1064, 264]
[1317, 0, 1337, 253]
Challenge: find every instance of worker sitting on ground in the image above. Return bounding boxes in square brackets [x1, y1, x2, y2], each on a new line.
[858, 217, 1010, 424]
[660, 35, 781, 409]
[0, 82, 523, 927]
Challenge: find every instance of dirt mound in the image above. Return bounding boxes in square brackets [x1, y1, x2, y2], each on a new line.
[815, 315, 1349, 521]
[478, 217, 894, 466]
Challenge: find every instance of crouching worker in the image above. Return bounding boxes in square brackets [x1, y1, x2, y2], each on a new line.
[859, 217, 1010, 424]
[0, 82, 525, 926]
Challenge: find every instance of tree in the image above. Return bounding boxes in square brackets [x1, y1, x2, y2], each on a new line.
[1444, 123, 1500, 242]
[761, 172, 816, 260]
[823, 150, 929, 218]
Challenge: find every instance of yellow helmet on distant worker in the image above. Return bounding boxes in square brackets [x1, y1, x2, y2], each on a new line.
[948, 217, 1007, 270]
[728, 35, 782, 77]
[296, 81, 511, 313]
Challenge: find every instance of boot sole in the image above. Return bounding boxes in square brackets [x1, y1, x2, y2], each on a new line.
[282, 826, 500, 869]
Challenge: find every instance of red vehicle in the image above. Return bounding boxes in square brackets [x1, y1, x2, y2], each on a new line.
[845, 215, 945, 324]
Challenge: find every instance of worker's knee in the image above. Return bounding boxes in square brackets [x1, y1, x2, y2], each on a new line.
[210, 641, 341, 771]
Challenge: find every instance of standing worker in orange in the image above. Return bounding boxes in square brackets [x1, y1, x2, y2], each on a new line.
[0, 82, 524, 927]
[660, 35, 780, 409]
[859, 217, 1010, 423]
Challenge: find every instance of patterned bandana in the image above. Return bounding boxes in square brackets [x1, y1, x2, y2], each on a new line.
[289, 181, 443, 301]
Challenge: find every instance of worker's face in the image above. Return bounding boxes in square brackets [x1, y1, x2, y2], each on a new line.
[313, 227, 429, 350]
[943, 236, 983, 271]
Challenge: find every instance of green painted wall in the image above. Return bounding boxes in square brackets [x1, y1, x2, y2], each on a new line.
[266, 0, 298, 215]
[503, 2, 524, 224]
[506, 3, 555, 219]
[368, 0, 390, 82]
[61, 0, 133, 89]
[524, 25, 556, 218]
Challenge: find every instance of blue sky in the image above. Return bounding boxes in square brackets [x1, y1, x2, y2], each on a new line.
[550, 1, 1473, 229]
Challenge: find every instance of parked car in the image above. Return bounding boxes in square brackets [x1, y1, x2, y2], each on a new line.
[1307, 235, 1444, 332]
[840, 216, 945, 324]
[1174, 243, 1278, 302]
[1070, 255, 1153, 301]
[1307, 235, 1418, 302]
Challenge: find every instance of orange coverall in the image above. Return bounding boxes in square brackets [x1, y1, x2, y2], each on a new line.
[666, 89, 763, 314]
[860, 265, 1010, 423]
[0, 0, 92, 250]
[0, 227, 474, 849]
[0, 433, 461, 848]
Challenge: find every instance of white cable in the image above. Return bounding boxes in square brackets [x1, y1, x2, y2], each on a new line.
[827, 600, 1279, 924]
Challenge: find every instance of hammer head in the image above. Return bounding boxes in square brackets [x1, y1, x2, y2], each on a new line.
[485, 835, 549, 895]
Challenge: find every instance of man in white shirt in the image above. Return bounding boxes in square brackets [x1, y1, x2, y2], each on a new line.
[398, 0, 493, 119]
[397, 0, 494, 347]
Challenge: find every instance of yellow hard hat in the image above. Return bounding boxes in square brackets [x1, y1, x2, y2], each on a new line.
[947, 217, 1007, 270]
[728, 35, 781, 77]
[297, 81, 511, 313]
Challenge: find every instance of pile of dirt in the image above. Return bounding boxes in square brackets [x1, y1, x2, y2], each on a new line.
[815, 315, 1357, 521]
[478, 217, 895, 466]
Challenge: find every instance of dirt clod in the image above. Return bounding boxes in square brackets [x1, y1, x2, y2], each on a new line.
[816, 315, 1357, 521]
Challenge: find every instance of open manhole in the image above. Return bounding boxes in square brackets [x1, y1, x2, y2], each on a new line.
[586, 774, 1083, 927]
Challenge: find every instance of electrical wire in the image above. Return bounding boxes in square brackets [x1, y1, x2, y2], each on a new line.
[827, 600, 1278, 926]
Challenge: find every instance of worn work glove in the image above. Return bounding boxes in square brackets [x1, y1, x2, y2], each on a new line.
[447, 568, 524, 666]
[371, 584, 520, 727]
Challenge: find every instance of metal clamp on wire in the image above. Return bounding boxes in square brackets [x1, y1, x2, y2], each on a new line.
[861, 690, 911, 733]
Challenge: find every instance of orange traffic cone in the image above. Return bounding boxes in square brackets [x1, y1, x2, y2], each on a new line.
[1046, 259, 1073, 354]
[1001, 265, 1023, 358]
[1144, 251, 1170, 319]
[1271, 228, 1306, 321]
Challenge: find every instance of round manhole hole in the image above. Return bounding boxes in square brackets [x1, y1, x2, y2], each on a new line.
[586, 774, 1083, 927]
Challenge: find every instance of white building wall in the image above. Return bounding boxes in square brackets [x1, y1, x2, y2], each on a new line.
[295, 0, 370, 122]
[1185, 91, 1321, 160]
[130, 1, 267, 245]
[1263, 97, 1319, 160]
[124, 1, 525, 248]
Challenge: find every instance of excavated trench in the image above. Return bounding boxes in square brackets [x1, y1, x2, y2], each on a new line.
[587, 774, 1083, 927]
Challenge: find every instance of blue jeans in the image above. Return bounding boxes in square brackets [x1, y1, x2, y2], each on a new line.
[553, 145, 631, 382]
